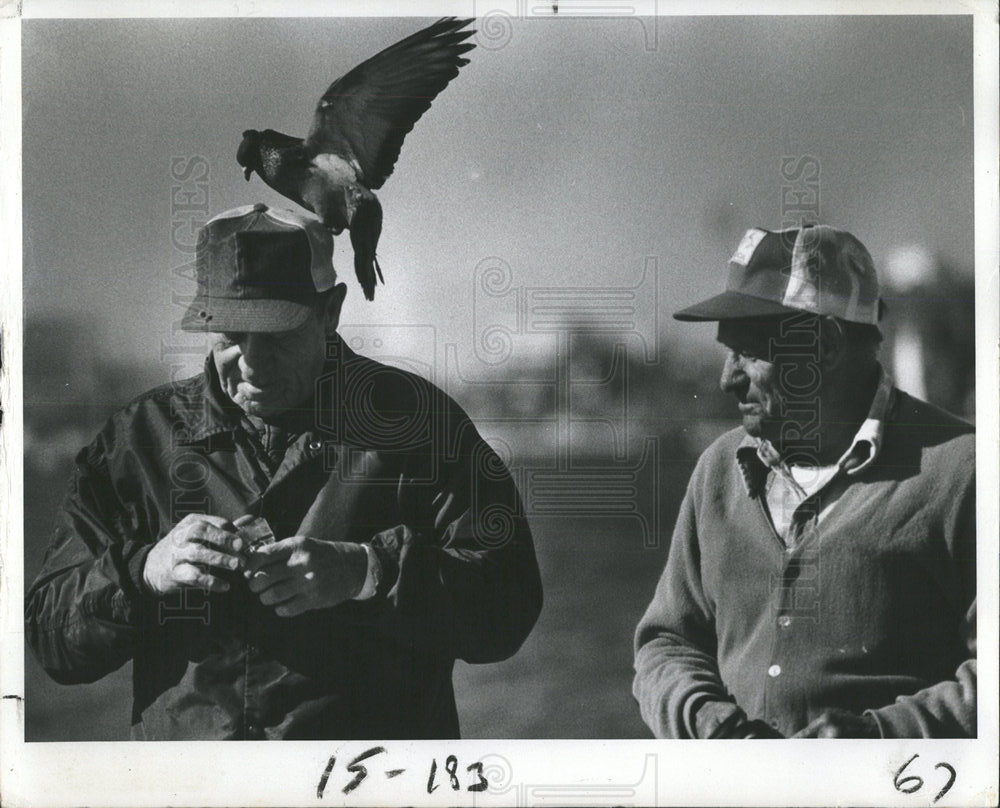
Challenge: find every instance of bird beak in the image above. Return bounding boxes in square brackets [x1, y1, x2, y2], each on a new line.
[243, 167, 253, 181]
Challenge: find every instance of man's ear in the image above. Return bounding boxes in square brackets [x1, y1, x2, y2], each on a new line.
[819, 317, 848, 371]
[322, 283, 349, 334]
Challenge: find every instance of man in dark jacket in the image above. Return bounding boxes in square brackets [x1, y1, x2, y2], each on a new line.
[633, 225, 975, 739]
[25, 203, 543, 740]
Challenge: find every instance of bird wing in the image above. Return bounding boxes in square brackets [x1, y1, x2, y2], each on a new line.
[304, 17, 475, 190]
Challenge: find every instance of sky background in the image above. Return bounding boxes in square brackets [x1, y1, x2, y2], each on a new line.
[21, 14, 974, 379]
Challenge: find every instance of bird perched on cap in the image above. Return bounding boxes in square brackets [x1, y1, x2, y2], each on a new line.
[236, 17, 476, 301]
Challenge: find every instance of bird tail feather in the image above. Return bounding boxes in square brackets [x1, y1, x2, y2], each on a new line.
[350, 195, 384, 301]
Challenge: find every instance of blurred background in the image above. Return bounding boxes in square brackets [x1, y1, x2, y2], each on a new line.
[21, 13, 974, 740]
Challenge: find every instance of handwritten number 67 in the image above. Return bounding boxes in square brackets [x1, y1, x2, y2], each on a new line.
[894, 754, 956, 804]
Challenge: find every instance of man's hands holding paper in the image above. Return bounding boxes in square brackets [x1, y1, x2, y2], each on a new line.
[244, 536, 369, 617]
[144, 514, 369, 617]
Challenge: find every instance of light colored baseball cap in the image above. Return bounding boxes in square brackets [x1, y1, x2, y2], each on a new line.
[674, 225, 882, 324]
[181, 203, 336, 333]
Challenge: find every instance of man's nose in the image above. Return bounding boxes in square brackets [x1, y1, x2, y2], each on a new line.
[238, 334, 274, 377]
[719, 351, 747, 394]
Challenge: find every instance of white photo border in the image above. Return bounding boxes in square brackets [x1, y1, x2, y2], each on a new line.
[1, 1, 997, 806]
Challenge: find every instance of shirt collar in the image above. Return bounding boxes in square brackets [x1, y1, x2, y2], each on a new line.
[835, 364, 894, 475]
[735, 364, 896, 497]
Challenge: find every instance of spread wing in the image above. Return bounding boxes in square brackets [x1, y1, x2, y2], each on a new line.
[304, 17, 475, 190]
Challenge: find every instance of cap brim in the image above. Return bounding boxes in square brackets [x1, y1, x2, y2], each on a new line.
[181, 296, 314, 333]
[673, 291, 803, 322]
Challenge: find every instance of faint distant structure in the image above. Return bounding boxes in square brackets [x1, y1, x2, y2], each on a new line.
[881, 246, 975, 419]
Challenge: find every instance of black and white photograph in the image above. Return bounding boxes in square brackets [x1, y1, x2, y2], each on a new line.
[1, 1, 997, 806]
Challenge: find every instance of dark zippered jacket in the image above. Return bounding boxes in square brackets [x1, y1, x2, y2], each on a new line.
[26, 337, 543, 740]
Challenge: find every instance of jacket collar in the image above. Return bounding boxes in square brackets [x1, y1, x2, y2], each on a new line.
[172, 354, 243, 445]
[735, 364, 897, 497]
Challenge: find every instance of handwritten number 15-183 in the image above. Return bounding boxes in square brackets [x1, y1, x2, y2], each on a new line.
[316, 748, 488, 798]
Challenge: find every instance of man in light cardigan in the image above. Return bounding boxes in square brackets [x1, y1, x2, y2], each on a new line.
[633, 225, 976, 738]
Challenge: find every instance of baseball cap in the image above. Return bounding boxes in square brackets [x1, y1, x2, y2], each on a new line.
[674, 225, 882, 324]
[181, 203, 336, 333]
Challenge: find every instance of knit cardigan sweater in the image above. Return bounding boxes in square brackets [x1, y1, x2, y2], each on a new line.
[633, 389, 976, 738]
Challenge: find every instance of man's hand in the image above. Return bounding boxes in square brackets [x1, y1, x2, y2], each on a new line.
[708, 712, 785, 739]
[142, 513, 244, 595]
[792, 709, 880, 738]
[244, 536, 368, 617]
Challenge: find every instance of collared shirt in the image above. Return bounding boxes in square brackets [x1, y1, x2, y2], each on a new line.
[737, 367, 896, 545]
[634, 384, 976, 739]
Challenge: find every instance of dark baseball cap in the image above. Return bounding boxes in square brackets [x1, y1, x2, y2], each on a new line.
[674, 225, 882, 324]
[181, 203, 337, 333]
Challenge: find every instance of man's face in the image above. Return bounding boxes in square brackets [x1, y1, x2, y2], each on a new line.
[717, 317, 821, 445]
[211, 310, 328, 419]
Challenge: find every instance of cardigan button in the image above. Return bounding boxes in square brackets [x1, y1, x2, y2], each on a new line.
[767, 664, 782, 678]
